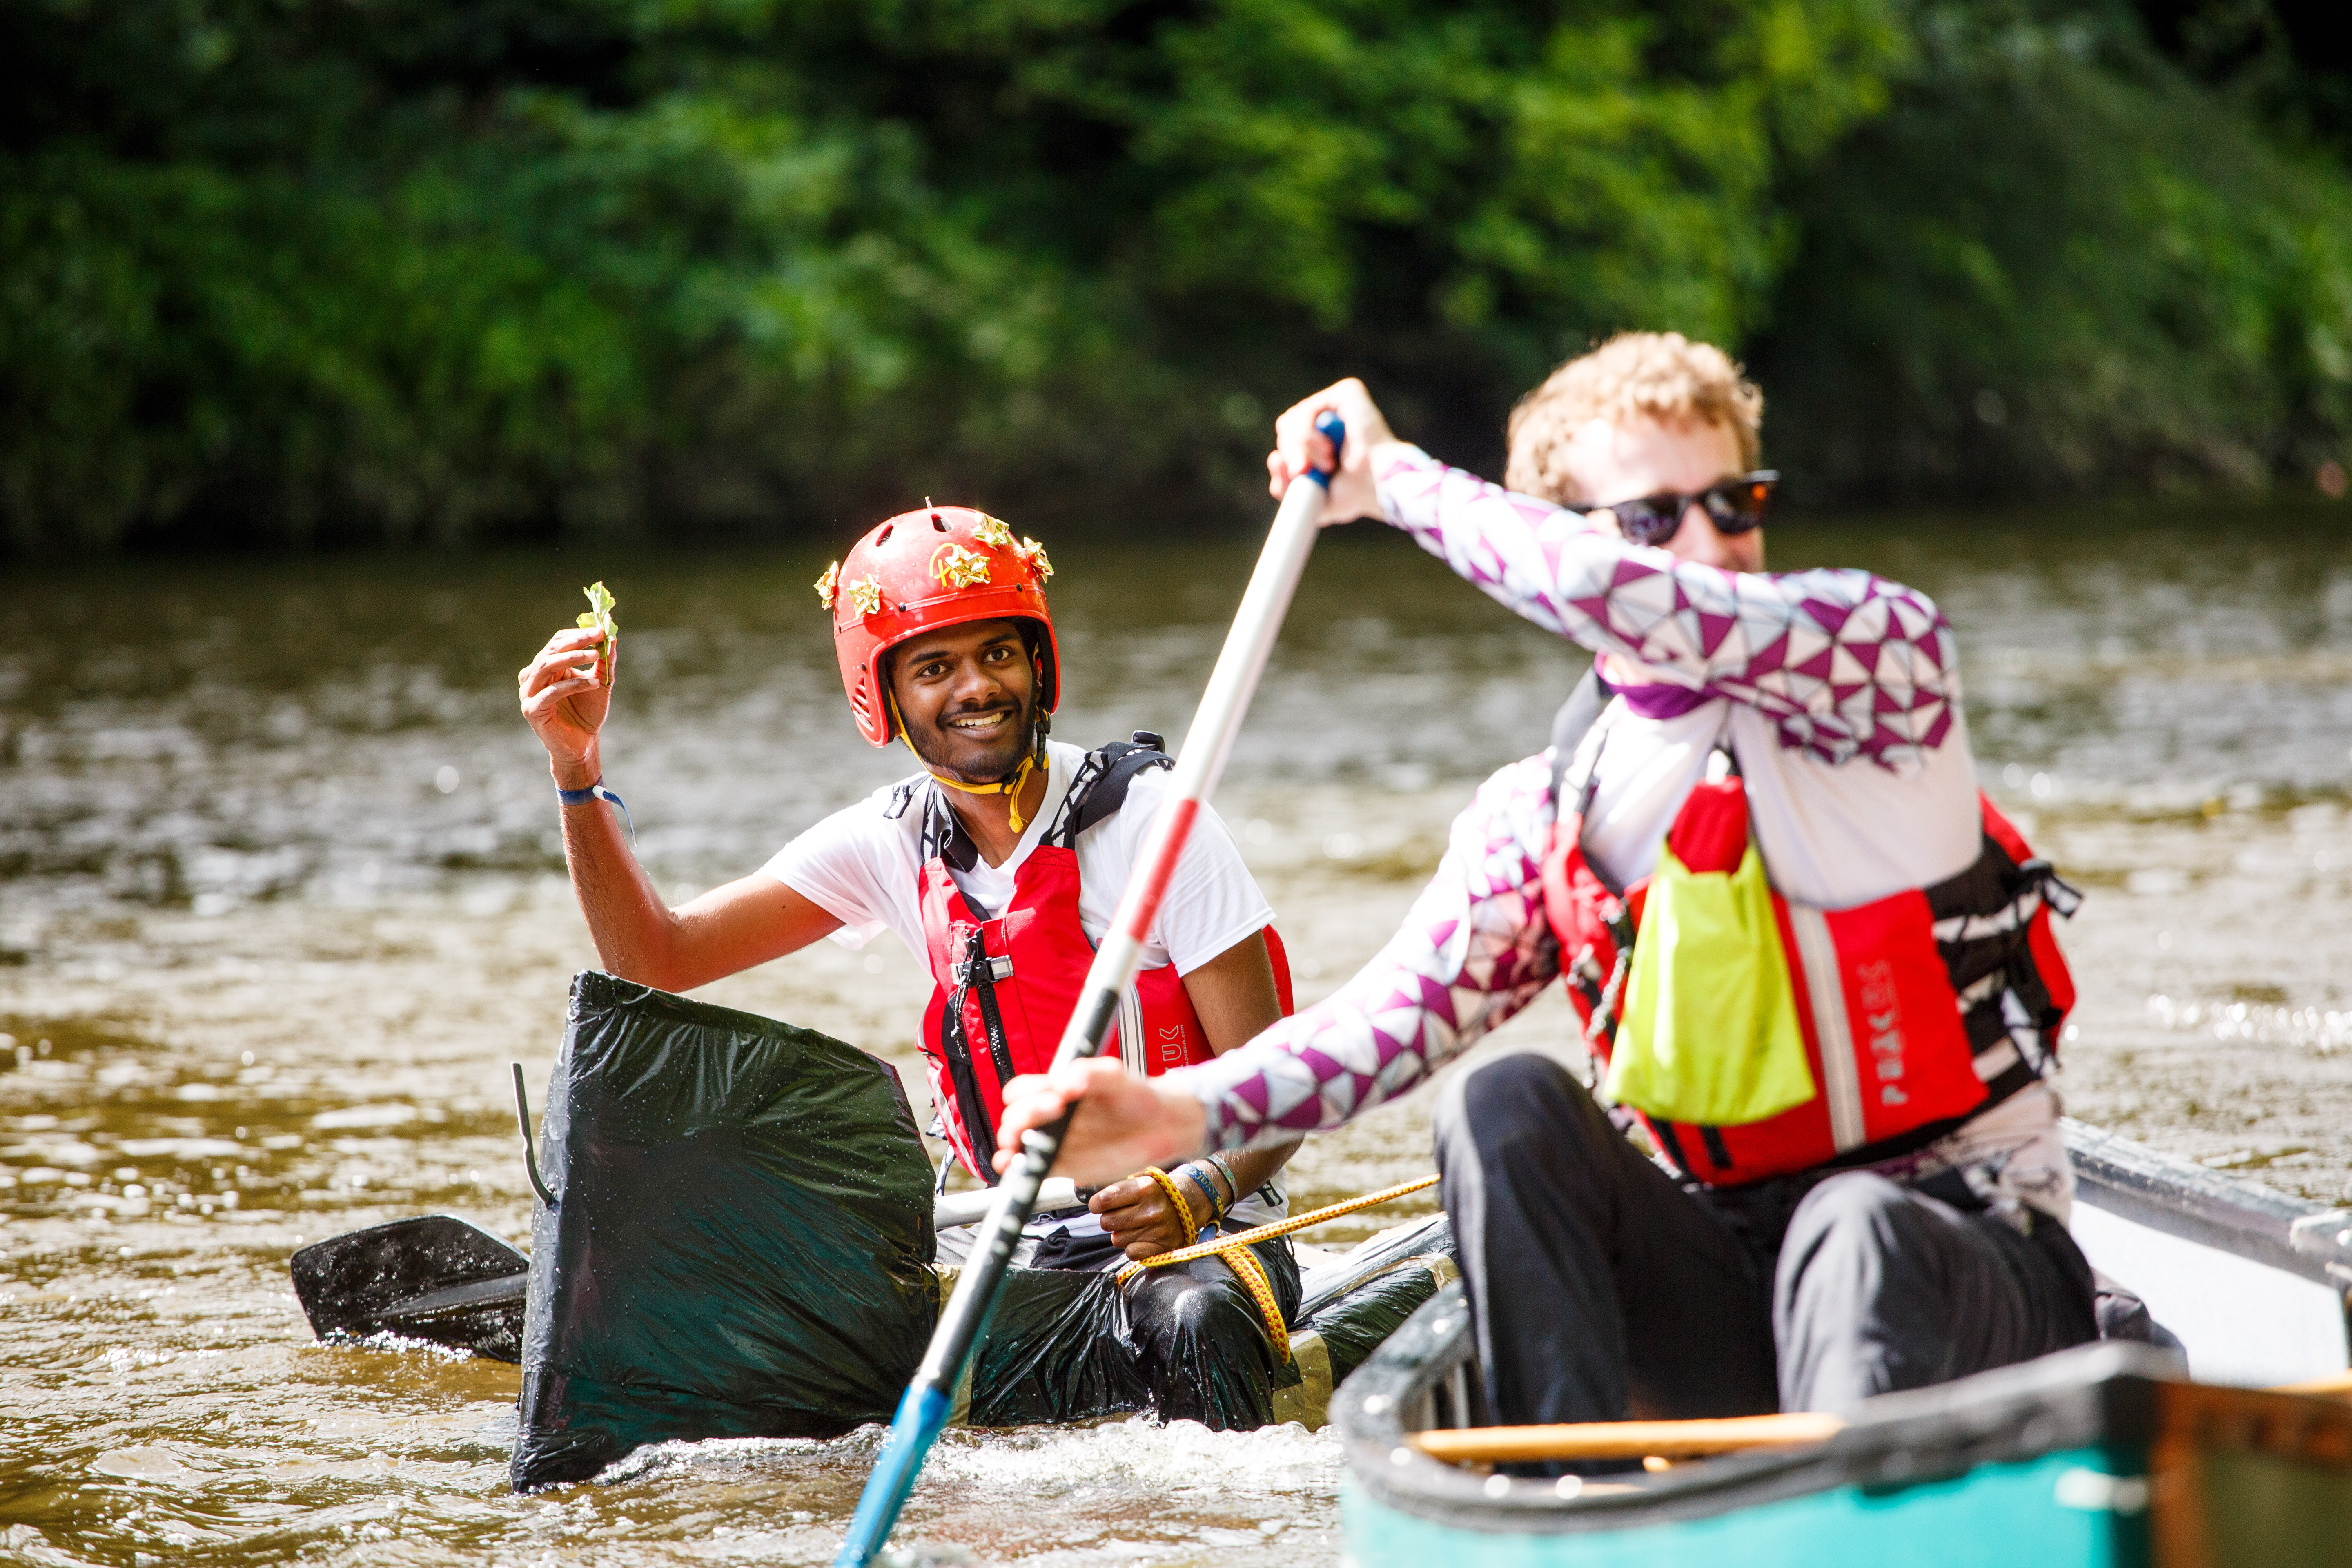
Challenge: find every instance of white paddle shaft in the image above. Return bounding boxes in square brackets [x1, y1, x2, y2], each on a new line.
[842, 425, 1343, 1568]
[1051, 466, 1331, 1066]
[933, 1179, 1078, 1230]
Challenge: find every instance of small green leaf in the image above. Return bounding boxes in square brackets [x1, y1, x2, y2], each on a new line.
[576, 581, 617, 684]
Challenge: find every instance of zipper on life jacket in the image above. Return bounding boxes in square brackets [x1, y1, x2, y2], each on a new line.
[959, 928, 1020, 1087]
[1570, 891, 1636, 1069]
[939, 927, 1015, 1179]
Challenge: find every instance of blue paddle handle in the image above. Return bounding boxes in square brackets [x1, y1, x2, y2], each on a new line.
[1310, 410, 1345, 486]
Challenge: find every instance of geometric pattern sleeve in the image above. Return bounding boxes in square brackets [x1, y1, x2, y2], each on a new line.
[1180, 751, 1562, 1151]
[1374, 445, 1964, 772]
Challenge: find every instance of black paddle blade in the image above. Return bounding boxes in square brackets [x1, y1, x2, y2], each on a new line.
[290, 1214, 529, 1362]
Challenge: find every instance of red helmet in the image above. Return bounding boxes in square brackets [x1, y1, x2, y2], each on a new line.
[819, 505, 1059, 747]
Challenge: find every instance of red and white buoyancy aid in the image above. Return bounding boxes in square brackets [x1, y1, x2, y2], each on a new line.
[1542, 720, 2080, 1187]
[911, 737, 1295, 1179]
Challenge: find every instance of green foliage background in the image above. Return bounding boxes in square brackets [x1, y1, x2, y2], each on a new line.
[3, 0, 2348, 548]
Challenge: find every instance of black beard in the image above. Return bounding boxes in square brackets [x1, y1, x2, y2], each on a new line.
[908, 697, 1036, 784]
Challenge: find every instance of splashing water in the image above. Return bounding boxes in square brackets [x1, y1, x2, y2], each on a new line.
[6, 512, 2352, 1564]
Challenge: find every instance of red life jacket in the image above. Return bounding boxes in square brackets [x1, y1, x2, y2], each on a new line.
[911, 738, 1295, 1180]
[1542, 748, 2078, 1187]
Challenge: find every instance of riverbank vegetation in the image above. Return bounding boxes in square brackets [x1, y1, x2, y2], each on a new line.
[3, 0, 2346, 549]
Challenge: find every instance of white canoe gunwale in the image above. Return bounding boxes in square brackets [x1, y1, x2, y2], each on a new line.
[2062, 1117, 2352, 1386]
[1334, 1118, 2352, 1552]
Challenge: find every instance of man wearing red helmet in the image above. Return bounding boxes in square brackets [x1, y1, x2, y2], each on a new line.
[517, 505, 1303, 1427]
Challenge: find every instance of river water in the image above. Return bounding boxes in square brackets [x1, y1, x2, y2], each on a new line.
[4, 511, 2351, 1566]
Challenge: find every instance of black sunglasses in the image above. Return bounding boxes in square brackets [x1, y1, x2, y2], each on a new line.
[1598, 471, 1778, 547]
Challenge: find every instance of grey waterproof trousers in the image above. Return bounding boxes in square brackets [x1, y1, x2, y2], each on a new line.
[1434, 1052, 2098, 1436]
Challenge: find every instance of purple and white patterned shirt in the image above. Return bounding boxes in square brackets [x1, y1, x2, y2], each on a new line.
[1376, 448, 1962, 770]
[1179, 446, 1982, 1150]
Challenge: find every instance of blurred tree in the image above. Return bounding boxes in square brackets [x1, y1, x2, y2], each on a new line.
[2134, 0, 2352, 159]
[1752, 0, 2352, 500]
[0, 0, 1903, 546]
[0, 0, 1110, 546]
[3, 0, 2349, 547]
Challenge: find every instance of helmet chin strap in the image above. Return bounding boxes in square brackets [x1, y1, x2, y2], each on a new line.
[888, 689, 1045, 833]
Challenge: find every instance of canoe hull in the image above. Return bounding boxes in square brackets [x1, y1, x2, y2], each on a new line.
[1344, 1446, 2150, 1567]
[1349, 1442, 2352, 1567]
[1336, 1275, 2352, 1568]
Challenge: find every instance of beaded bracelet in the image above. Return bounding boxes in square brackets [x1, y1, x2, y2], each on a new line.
[1205, 1151, 1245, 1208]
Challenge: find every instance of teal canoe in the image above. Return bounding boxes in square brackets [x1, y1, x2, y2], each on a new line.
[1334, 1122, 2352, 1568]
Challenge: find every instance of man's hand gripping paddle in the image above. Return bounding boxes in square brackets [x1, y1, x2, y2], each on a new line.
[832, 413, 1345, 1566]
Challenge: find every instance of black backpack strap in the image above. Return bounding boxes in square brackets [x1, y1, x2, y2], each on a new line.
[915, 780, 982, 873]
[1547, 666, 1613, 810]
[1058, 731, 1174, 842]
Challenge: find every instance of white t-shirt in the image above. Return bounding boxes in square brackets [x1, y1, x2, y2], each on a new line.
[763, 739, 1287, 1231]
[1568, 695, 1984, 910]
[762, 739, 1274, 982]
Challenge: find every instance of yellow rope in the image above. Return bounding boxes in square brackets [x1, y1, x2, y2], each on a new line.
[1219, 1243, 1291, 1362]
[1119, 1173, 1440, 1275]
[1140, 1166, 1200, 1249]
[1113, 1173, 1441, 1361]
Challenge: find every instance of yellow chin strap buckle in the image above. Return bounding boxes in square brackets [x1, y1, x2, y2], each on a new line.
[924, 751, 1040, 833]
[889, 689, 1041, 833]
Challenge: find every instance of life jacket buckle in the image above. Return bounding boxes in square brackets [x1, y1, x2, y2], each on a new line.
[2021, 859, 2084, 918]
[959, 951, 1014, 985]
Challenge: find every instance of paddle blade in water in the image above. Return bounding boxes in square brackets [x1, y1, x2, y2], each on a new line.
[833, 1383, 954, 1567]
[289, 1214, 529, 1361]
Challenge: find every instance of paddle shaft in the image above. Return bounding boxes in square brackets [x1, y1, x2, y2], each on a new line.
[833, 414, 1343, 1567]
[930, 1178, 1080, 1230]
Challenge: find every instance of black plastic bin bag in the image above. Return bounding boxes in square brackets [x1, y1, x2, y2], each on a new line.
[1298, 1213, 1454, 1387]
[511, 973, 939, 1490]
[510, 974, 1461, 1489]
[964, 1265, 1153, 1427]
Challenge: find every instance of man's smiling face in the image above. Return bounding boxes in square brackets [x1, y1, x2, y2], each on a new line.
[888, 618, 1038, 782]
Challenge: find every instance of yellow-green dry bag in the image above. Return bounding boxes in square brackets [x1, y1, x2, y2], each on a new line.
[1604, 842, 1814, 1126]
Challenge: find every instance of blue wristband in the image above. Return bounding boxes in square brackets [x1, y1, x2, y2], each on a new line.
[556, 777, 635, 842]
[1180, 1162, 1226, 1225]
